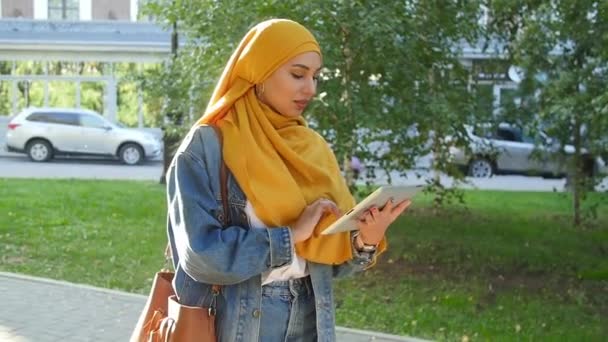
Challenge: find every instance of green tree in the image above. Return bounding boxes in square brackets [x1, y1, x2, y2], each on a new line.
[487, 0, 608, 226]
[146, 1, 485, 202]
[296, 1, 485, 205]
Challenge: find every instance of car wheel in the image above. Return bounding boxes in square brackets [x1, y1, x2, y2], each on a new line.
[119, 143, 143, 165]
[26, 139, 53, 162]
[468, 157, 494, 178]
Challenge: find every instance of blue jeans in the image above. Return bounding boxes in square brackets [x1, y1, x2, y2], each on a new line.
[259, 276, 317, 342]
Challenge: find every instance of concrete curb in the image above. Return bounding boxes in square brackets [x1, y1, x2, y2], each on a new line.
[0, 271, 147, 300]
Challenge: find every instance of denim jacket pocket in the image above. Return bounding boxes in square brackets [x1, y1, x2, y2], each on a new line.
[178, 271, 217, 308]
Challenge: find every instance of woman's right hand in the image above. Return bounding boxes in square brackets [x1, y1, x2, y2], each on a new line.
[292, 198, 342, 243]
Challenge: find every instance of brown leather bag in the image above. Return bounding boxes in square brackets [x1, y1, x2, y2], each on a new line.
[130, 125, 229, 342]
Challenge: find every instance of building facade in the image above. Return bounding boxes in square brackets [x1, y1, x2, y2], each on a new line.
[0, 1, 519, 124]
[0, 0, 166, 125]
[0, 0, 142, 21]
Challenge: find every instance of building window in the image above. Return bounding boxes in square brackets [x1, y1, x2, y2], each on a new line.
[48, 0, 79, 20]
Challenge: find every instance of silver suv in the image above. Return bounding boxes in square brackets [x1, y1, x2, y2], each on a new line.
[449, 123, 606, 178]
[5, 107, 162, 165]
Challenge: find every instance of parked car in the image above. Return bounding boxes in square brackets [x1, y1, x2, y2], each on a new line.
[449, 123, 605, 178]
[5, 107, 162, 165]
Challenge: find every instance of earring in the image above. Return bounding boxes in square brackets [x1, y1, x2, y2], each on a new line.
[256, 83, 265, 97]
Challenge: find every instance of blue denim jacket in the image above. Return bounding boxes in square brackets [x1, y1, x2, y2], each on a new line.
[166, 125, 375, 342]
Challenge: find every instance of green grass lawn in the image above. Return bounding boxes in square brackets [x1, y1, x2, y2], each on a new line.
[1, 178, 607, 340]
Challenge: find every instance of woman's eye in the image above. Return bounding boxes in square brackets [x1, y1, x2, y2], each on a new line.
[291, 73, 303, 79]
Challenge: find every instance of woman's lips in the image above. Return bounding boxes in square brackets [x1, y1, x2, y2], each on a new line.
[294, 100, 309, 110]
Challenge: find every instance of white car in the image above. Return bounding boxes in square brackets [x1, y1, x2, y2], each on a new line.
[5, 107, 162, 165]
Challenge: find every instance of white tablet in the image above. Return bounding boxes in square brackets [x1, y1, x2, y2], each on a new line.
[321, 184, 426, 235]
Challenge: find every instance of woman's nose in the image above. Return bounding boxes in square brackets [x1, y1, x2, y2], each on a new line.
[303, 78, 316, 96]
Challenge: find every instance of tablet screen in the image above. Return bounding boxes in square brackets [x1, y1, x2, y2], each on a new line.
[321, 184, 425, 235]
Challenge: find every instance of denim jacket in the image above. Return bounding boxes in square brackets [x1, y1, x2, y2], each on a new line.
[166, 125, 376, 342]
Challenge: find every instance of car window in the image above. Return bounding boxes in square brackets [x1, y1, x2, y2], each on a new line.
[51, 113, 79, 126]
[26, 113, 53, 123]
[79, 114, 107, 128]
[27, 112, 79, 126]
[495, 128, 518, 142]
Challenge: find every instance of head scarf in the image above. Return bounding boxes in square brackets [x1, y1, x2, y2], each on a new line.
[197, 19, 386, 264]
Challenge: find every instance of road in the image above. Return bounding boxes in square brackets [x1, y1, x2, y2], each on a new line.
[2, 151, 607, 191]
[3, 115, 607, 190]
[0, 152, 164, 181]
[369, 169, 607, 192]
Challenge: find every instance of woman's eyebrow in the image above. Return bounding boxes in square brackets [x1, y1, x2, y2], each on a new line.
[292, 64, 322, 72]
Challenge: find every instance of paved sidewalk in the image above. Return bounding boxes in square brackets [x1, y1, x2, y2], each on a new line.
[0, 272, 429, 342]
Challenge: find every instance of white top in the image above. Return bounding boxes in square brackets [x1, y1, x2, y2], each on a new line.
[244, 201, 308, 285]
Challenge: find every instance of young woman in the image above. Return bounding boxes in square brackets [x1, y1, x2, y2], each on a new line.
[166, 19, 410, 342]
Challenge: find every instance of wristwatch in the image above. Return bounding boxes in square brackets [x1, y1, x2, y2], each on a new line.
[352, 231, 378, 253]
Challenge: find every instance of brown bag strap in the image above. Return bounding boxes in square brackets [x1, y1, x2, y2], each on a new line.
[165, 124, 228, 294]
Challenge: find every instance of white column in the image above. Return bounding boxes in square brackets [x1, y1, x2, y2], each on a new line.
[103, 63, 118, 122]
[0, 0, 3, 18]
[10, 62, 17, 113]
[492, 84, 501, 117]
[106, 79, 117, 122]
[11, 81, 17, 114]
[80, 0, 92, 20]
[43, 83, 49, 106]
[130, 0, 139, 21]
[34, 0, 49, 20]
[11, 61, 18, 115]
[43, 62, 49, 106]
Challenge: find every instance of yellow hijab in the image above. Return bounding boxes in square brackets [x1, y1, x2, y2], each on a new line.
[197, 19, 386, 265]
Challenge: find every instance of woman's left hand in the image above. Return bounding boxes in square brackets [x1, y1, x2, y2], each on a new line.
[355, 199, 412, 246]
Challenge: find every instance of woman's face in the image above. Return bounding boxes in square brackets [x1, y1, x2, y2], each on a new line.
[258, 51, 322, 117]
